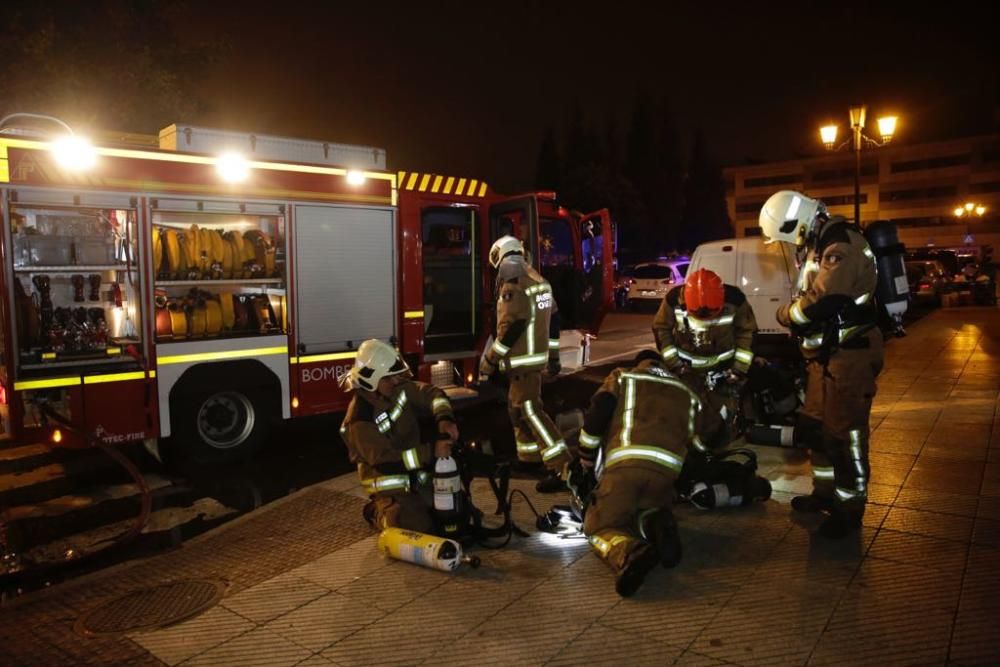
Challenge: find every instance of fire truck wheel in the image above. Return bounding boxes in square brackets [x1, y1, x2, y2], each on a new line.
[169, 387, 270, 469]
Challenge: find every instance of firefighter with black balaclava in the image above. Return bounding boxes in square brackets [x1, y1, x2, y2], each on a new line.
[576, 349, 704, 597]
[479, 235, 569, 475]
[652, 268, 758, 454]
[759, 190, 884, 539]
[340, 339, 459, 532]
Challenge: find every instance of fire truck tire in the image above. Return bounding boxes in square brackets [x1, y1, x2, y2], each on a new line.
[167, 386, 271, 469]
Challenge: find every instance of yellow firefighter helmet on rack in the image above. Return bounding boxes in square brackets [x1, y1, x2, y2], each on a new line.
[489, 235, 524, 269]
[758, 190, 825, 246]
[341, 339, 409, 392]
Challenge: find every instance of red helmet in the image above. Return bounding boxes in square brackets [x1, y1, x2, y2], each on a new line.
[684, 269, 725, 318]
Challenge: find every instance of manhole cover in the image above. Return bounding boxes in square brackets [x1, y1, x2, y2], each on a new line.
[75, 579, 228, 636]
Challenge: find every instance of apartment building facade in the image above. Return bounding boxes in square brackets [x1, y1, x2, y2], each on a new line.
[724, 133, 1000, 254]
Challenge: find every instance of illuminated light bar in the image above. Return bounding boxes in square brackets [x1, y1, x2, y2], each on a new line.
[157, 346, 288, 365]
[404, 311, 425, 319]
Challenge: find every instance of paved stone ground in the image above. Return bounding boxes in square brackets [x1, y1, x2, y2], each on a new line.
[1, 307, 999, 666]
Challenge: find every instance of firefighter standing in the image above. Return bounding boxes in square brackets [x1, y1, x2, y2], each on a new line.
[340, 339, 459, 533]
[479, 236, 569, 472]
[759, 190, 884, 539]
[652, 268, 758, 453]
[577, 350, 703, 596]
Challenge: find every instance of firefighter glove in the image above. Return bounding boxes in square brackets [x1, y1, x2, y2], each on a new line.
[478, 355, 498, 382]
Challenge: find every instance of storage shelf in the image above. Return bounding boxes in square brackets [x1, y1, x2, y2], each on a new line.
[156, 279, 283, 286]
[14, 265, 129, 273]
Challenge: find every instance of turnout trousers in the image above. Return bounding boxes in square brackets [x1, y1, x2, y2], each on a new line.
[583, 466, 675, 573]
[800, 330, 884, 517]
[506, 369, 570, 470]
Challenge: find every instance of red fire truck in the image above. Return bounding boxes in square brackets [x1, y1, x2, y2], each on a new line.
[0, 125, 613, 468]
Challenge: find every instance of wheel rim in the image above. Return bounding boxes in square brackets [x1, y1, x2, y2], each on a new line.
[196, 391, 255, 450]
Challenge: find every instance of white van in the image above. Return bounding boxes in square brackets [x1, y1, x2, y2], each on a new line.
[688, 237, 798, 349]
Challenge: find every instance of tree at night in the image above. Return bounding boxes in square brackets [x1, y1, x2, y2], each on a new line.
[0, 0, 218, 133]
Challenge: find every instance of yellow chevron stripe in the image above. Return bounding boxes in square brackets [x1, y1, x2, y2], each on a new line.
[468, 179, 478, 196]
[398, 171, 407, 188]
[456, 178, 467, 195]
[444, 176, 455, 194]
[418, 173, 431, 192]
[478, 182, 487, 197]
[406, 172, 418, 190]
[431, 175, 443, 193]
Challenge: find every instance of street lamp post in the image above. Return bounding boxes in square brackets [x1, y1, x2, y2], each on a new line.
[819, 105, 898, 226]
[954, 201, 987, 244]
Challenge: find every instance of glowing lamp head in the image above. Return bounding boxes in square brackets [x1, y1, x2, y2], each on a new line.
[216, 152, 250, 183]
[52, 135, 97, 171]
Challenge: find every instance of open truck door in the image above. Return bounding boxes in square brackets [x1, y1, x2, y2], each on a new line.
[488, 196, 614, 370]
[575, 208, 614, 334]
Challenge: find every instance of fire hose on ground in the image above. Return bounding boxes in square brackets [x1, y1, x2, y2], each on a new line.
[0, 401, 152, 592]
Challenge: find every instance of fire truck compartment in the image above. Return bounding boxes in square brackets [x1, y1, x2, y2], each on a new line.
[293, 205, 397, 352]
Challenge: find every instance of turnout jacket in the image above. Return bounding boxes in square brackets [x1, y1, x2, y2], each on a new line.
[577, 359, 705, 476]
[340, 380, 455, 494]
[485, 255, 560, 373]
[776, 218, 878, 358]
[652, 285, 757, 374]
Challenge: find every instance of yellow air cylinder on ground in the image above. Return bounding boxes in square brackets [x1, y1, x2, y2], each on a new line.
[376, 527, 480, 572]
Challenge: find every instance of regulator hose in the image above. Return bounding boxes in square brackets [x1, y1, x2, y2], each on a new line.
[0, 403, 152, 591]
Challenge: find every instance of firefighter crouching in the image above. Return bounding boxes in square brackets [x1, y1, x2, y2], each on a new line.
[340, 339, 459, 532]
[577, 350, 704, 597]
[652, 268, 758, 453]
[759, 190, 884, 539]
[479, 235, 569, 473]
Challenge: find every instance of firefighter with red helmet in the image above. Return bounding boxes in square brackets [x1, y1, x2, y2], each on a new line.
[479, 235, 569, 473]
[340, 339, 459, 532]
[759, 191, 883, 539]
[652, 268, 758, 452]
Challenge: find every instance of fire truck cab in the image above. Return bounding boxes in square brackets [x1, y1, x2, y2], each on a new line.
[0, 125, 613, 469]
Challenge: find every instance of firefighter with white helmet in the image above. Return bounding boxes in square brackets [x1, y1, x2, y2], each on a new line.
[480, 235, 568, 473]
[759, 190, 884, 539]
[340, 339, 459, 532]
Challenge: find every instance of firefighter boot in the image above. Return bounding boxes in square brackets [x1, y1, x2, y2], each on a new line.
[640, 508, 683, 569]
[535, 469, 566, 493]
[791, 495, 836, 514]
[615, 542, 660, 598]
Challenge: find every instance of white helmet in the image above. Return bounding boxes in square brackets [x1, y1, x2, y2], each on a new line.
[759, 190, 825, 245]
[342, 339, 409, 392]
[489, 235, 524, 268]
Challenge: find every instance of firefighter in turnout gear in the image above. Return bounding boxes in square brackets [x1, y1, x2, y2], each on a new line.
[577, 350, 704, 597]
[652, 268, 758, 453]
[340, 339, 459, 533]
[480, 235, 569, 472]
[759, 190, 884, 539]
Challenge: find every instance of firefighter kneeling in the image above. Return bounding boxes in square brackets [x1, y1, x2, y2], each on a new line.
[339, 339, 459, 534]
[576, 350, 704, 597]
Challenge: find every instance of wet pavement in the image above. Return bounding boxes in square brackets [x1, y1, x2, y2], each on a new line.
[0, 306, 997, 665]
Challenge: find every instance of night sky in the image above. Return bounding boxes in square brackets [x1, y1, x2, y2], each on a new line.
[170, 2, 997, 191]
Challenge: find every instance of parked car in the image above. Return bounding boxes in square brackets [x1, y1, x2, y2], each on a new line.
[905, 259, 952, 305]
[625, 258, 690, 308]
